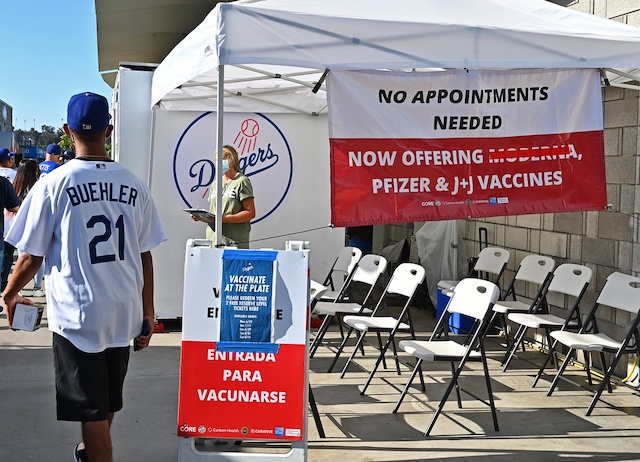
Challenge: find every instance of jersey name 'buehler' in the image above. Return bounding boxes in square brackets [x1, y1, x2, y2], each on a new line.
[65, 182, 139, 207]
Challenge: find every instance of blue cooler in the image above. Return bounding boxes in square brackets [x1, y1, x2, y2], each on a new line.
[436, 281, 475, 334]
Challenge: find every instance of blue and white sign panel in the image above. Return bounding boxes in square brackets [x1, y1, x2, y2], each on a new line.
[219, 250, 278, 350]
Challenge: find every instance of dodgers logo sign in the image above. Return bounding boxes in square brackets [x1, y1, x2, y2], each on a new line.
[173, 113, 293, 223]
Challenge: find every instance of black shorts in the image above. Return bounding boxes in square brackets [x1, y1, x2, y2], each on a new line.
[53, 333, 130, 422]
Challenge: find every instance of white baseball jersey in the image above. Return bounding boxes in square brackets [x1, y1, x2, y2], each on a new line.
[7, 159, 167, 353]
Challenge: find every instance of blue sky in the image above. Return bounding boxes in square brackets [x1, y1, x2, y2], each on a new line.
[1, 1, 112, 131]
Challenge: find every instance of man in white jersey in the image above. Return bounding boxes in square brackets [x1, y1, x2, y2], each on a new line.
[2, 92, 167, 462]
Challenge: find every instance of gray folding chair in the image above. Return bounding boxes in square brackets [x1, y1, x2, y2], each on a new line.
[490, 254, 555, 348]
[438, 246, 511, 295]
[393, 278, 501, 436]
[335, 263, 426, 394]
[539, 272, 640, 415]
[309, 254, 387, 358]
[316, 246, 362, 301]
[502, 263, 592, 372]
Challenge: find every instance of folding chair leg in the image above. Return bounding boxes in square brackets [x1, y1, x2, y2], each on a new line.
[584, 351, 593, 386]
[361, 332, 396, 395]
[417, 364, 426, 391]
[327, 326, 355, 373]
[586, 354, 623, 416]
[424, 358, 469, 436]
[390, 336, 402, 375]
[337, 317, 346, 340]
[376, 332, 388, 370]
[502, 324, 528, 371]
[597, 351, 613, 393]
[481, 347, 499, 431]
[451, 361, 462, 408]
[340, 330, 367, 378]
[310, 314, 334, 358]
[546, 348, 575, 396]
[393, 358, 423, 413]
[544, 330, 559, 369]
[532, 342, 557, 388]
[308, 385, 325, 438]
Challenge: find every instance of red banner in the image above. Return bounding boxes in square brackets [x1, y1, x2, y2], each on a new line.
[327, 69, 606, 226]
[178, 341, 306, 440]
[330, 132, 605, 226]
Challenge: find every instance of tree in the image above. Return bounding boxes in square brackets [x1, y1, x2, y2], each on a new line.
[59, 134, 74, 152]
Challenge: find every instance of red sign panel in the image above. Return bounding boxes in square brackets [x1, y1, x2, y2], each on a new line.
[178, 341, 306, 440]
[330, 131, 605, 226]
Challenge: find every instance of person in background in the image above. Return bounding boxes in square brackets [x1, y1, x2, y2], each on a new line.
[2, 92, 167, 462]
[191, 144, 255, 249]
[40, 143, 62, 177]
[0, 172, 19, 308]
[0, 148, 17, 182]
[2, 159, 42, 295]
[62, 149, 76, 164]
[0, 148, 18, 292]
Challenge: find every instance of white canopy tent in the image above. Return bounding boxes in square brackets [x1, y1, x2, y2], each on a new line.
[148, 0, 640, 308]
[152, 0, 640, 114]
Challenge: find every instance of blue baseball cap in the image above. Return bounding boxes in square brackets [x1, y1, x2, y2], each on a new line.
[46, 144, 62, 155]
[63, 150, 75, 159]
[0, 148, 13, 162]
[67, 92, 111, 132]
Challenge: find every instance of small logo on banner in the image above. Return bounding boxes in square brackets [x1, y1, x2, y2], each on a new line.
[275, 427, 284, 437]
[285, 428, 301, 437]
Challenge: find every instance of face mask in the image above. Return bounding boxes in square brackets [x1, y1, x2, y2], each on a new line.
[221, 159, 230, 174]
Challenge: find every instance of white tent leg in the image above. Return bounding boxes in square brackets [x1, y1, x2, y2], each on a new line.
[215, 65, 225, 245]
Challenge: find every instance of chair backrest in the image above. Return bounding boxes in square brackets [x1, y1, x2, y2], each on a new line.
[595, 272, 640, 315]
[447, 278, 501, 322]
[513, 255, 556, 285]
[333, 246, 362, 274]
[385, 263, 426, 298]
[332, 254, 387, 306]
[473, 247, 510, 277]
[309, 280, 328, 305]
[547, 263, 593, 298]
[349, 254, 388, 286]
[326, 246, 363, 289]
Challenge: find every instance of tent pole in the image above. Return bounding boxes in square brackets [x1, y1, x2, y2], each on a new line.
[605, 68, 640, 84]
[215, 64, 224, 247]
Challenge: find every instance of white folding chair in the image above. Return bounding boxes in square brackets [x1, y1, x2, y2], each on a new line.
[316, 246, 362, 301]
[490, 255, 555, 346]
[309, 254, 388, 358]
[538, 272, 640, 415]
[309, 280, 328, 307]
[502, 263, 592, 372]
[393, 278, 501, 436]
[438, 246, 511, 295]
[335, 263, 426, 394]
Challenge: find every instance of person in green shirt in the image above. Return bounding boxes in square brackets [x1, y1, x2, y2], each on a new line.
[193, 145, 255, 248]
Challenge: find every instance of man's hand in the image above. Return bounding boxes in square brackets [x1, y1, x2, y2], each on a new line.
[134, 316, 155, 351]
[2, 293, 34, 328]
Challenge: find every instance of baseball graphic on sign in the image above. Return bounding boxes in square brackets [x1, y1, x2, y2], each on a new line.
[235, 118, 260, 154]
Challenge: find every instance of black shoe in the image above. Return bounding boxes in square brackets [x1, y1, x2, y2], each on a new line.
[73, 442, 89, 462]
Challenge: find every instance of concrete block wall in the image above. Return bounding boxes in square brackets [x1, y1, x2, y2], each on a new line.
[459, 0, 640, 378]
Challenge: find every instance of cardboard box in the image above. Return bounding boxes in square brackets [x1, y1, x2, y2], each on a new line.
[12, 303, 44, 331]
